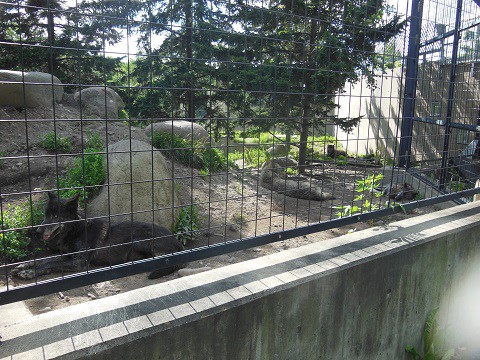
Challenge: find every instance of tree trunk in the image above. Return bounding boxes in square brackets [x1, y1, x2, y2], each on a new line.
[297, 19, 318, 174]
[185, 0, 195, 121]
[298, 105, 311, 174]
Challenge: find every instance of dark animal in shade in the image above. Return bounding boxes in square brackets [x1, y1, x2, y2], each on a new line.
[326, 144, 348, 158]
[12, 192, 184, 280]
[383, 182, 419, 201]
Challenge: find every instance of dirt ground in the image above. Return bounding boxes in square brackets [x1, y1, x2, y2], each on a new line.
[0, 103, 442, 315]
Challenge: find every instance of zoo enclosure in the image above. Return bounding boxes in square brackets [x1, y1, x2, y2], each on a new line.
[1, 0, 480, 304]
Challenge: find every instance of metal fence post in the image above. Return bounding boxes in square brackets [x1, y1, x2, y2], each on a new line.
[399, 0, 424, 168]
[439, 0, 464, 189]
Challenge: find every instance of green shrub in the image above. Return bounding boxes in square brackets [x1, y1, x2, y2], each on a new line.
[1, 200, 44, 260]
[40, 131, 73, 153]
[59, 132, 106, 201]
[227, 147, 269, 169]
[334, 174, 384, 217]
[152, 131, 232, 174]
[174, 206, 199, 246]
[152, 132, 198, 166]
[84, 130, 104, 150]
[200, 147, 229, 174]
[119, 109, 129, 120]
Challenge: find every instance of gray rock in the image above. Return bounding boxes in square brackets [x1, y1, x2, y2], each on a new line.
[74, 87, 124, 119]
[145, 120, 209, 144]
[87, 140, 180, 229]
[265, 144, 298, 158]
[0, 70, 63, 108]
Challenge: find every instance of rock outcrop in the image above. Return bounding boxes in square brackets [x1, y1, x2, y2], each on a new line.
[260, 157, 334, 201]
[265, 144, 299, 158]
[145, 120, 209, 144]
[74, 87, 124, 119]
[0, 70, 64, 108]
[88, 140, 179, 229]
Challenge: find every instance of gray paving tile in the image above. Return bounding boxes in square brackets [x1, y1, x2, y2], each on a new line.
[243, 281, 269, 294]
[11, 348, 43, 360]
[124, 315, 153, 334]
[226, 286, 252, 300]
[99, 322, 128, 342]
[72, 329, 103, 350]
[44, 338, 75, 359]
[147, 309, 175, 326]
[169, 303, 196, 319]
[208, 291, 235, 306]
[189, 297, 216, 313]
[260, 276, 285, 289]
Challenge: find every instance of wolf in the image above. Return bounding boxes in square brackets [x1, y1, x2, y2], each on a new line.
[11, 192, 184, 280]
[326, 144, 348, 159]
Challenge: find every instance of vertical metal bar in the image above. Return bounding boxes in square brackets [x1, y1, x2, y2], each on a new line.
[439, 0, 463, 189]
[399, 0, 424, 168]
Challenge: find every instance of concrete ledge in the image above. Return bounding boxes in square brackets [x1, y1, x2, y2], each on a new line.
[1, 202, 480, 359]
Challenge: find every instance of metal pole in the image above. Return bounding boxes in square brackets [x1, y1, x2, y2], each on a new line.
[399, 0, 424, 168]
[439, 0, 463, 189]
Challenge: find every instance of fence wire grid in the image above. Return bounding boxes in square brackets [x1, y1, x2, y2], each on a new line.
[1, 0, 480, 304]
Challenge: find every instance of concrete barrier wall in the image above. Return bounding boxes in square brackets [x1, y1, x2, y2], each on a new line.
[2, 202, 480, 359]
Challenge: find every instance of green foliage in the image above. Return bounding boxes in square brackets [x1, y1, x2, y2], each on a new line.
[152, 132, 198, 167]
[405, 309, 462, 360]
[200, 147, 230, 174]
[84, 130, 104, 150]
[0, 0, 128, 85]
[119, 109, 129, 120]
[1, 200, 44, 260]
[334, 174, 384, 217]
[40, 132, 73, 153]
[58, 132, 106, 201]
[174, 206, 199, 246]
[152, 132, 231, 174]
[228, 147, 269, 169]
[448, 181, 466, 192]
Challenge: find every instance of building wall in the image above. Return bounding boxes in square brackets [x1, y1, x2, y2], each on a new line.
[333, 62, 480, 160]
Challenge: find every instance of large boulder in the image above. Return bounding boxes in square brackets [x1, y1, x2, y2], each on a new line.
[88, 140, 179, 230]
[145, 120, 209, 144]
[265, 144, 299, 158]
[0, 70, 64, 108]
[74, 87, 124, 119]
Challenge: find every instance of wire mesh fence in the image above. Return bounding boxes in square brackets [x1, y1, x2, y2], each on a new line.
[1, 0, 480, 304]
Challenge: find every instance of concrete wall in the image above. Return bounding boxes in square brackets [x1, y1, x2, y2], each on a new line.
[2, 202, 480, 359]
[334, 68, 404, 157]
[333, 62, 480, 160]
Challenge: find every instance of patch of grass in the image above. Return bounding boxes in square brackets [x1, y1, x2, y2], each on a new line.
[84, 130, 104, 150]
[1, 200, 44, 261]
[228, 147, 269, 169]
[285, 167, 297, 175]
[59, 132, 106, 201]
[174, 205, 199, 246]
[40, 131, 73, 153]
[152, 132, 233, 174]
